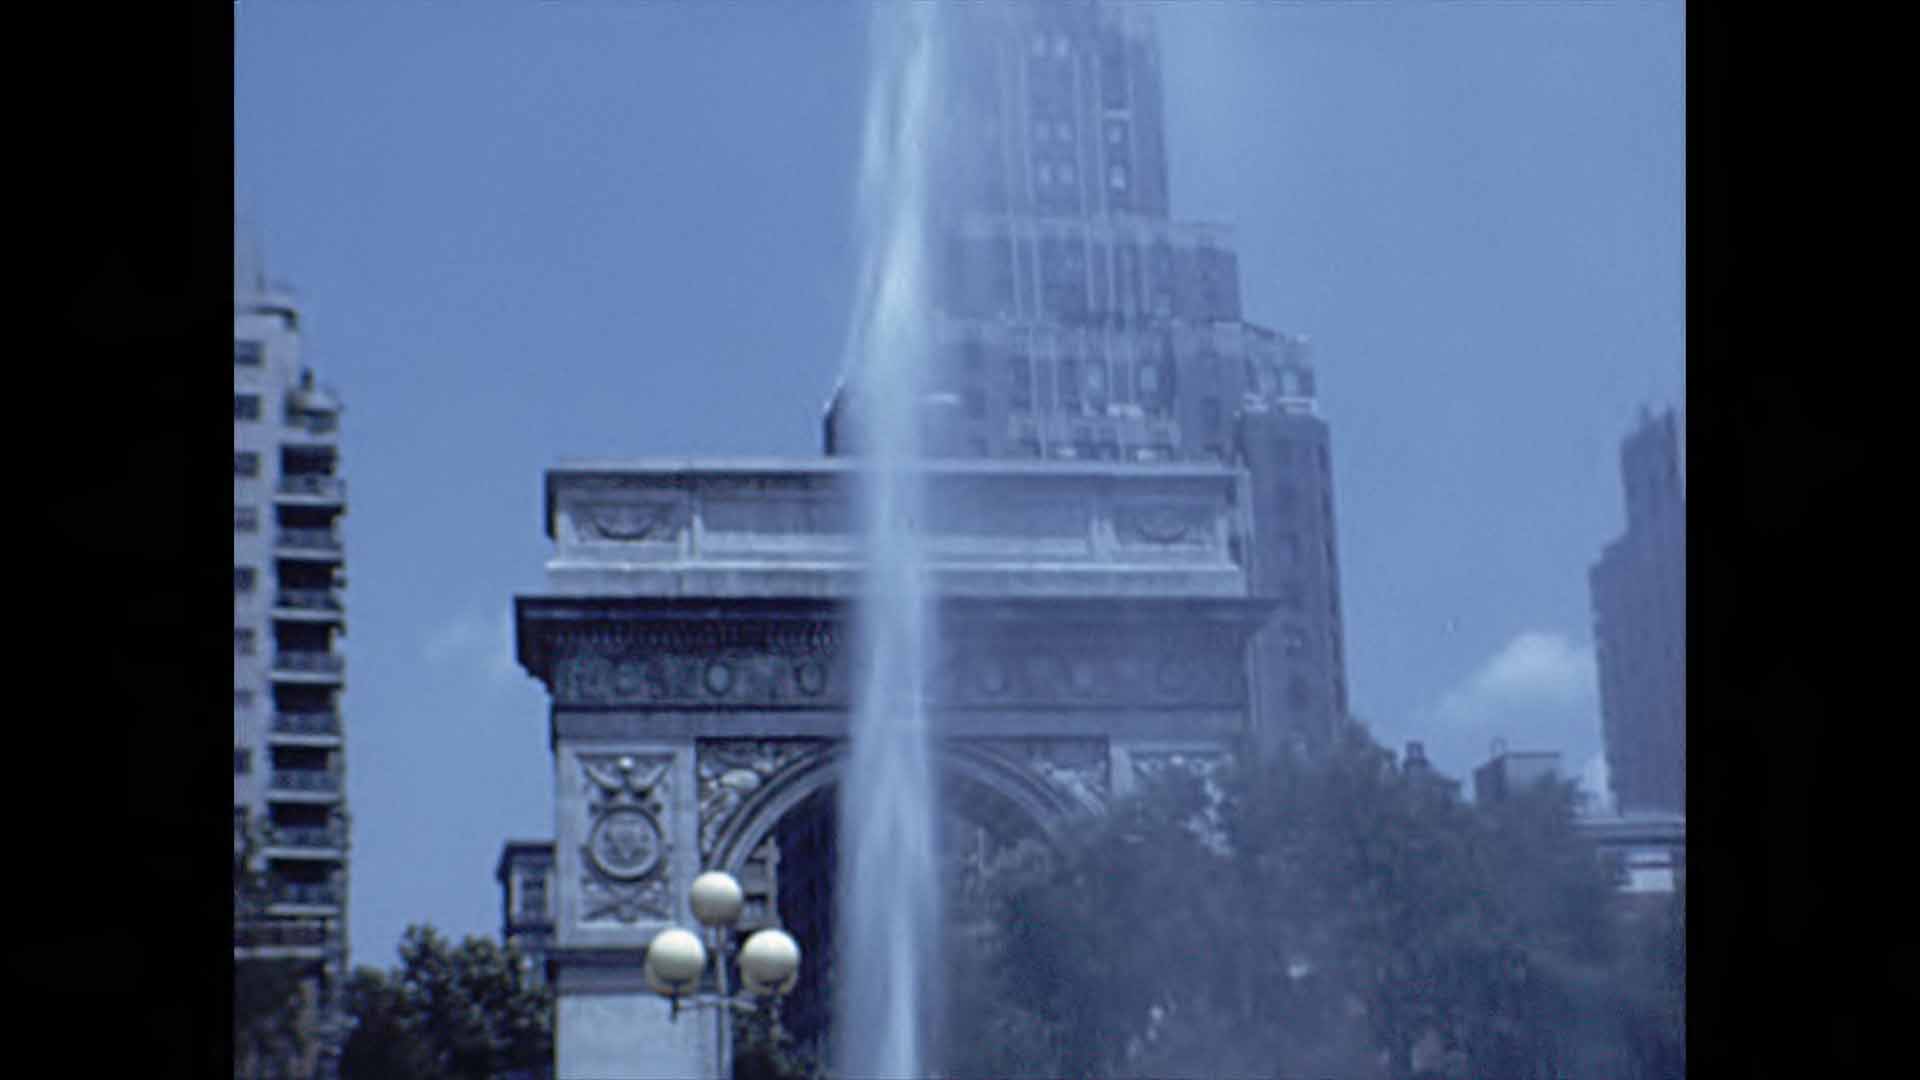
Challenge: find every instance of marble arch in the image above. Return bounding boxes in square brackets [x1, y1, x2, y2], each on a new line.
[513, 459, 1274, 1079]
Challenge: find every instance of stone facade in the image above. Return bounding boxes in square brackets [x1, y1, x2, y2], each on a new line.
[235, 220, 350, 1080]
[514, 460, 1272, 1078]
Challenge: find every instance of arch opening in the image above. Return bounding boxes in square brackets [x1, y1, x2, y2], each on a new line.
[713, 747, 1076, 1061]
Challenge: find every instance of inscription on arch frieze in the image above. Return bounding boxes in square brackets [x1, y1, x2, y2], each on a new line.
[577, 752, 674, 925]
[554, 622, 845, 707]
[930, 628, 1245, 708]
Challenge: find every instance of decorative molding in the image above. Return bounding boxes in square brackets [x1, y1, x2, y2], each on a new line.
[696, 740, 821, 858]
[576, 753, 674, 926]
[929, 629, 1245, 708]
[1129, 748, 1231, 786]
[576, 500, 683, 542]
[552, 621, 845, 706]
[981, 738, 1109, 807]
[1112, 500, 1215, 547]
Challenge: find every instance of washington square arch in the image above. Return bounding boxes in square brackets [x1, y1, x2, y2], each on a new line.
[506, 444, 1344, 1077]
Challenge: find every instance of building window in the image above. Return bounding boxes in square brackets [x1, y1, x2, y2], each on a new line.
[235, 688, 256, 708]
[1282, 625, 1308, 659]
[235, 341, 263, 367]
[1287, 676, 1312, 711]
[235, 452, 259, 478]
[1279, 582, 1304, 611]
[235, 628, 256, 656]
[235, 506, 258, 533]
[1274, 483, 1299, 516]
[235, 566, 257, 593]
[519, 871, 548, 919]
[1201, 397, 1223, 439]
[235, 748, 252, 775]
[235, 394, 261, 421]
[1008, 353, 1033, 411]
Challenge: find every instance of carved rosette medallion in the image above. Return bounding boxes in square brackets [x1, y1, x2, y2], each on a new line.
[577, 753, 673, 925]
[587, 808, 663, 880]
[696, 740, 820, 858]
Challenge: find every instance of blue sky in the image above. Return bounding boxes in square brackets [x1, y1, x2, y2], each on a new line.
[236, 1, 1683, 972]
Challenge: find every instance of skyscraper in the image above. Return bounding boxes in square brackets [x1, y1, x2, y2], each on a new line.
[824, 2, 1349, 753]
[1589, 406, 1685, 814]
[235, 221, 350, 1078]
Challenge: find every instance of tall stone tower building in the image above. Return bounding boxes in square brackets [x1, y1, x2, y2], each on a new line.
[235, 222, 350, 1078]
[1589, 406, 1686, 814]
[824, 2, 1349, 753]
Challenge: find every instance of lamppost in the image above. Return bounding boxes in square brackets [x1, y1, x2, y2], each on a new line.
[644, 870, 802, 1079]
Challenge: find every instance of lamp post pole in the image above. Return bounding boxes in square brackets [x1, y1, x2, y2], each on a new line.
[643, 870, 803, 1080]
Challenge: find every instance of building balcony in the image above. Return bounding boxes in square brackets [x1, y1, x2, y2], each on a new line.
[283, 411, 340, 441]
[268, 883, 343, 912]
[276, 528, 343, 559]
[276, 474, 345, 503]
[274, 588, 345, 623]
[268, 771, 343, 803]
[234, 918, 332, 956]
[273, 651, 344, 683]
[263, 824, 348, 856]
[270, 711, 342, 741]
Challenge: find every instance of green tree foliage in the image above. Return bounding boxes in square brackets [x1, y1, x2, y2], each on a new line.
[944, 731, 1682, 1080]
[234, 809, 325, 1078]
[731, 1003, 824, 1080]
[338, 925, 553, 1080]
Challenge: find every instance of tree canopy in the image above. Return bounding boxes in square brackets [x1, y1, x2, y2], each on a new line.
[943, 730, 1685, 1080]
[338, 925, 553, 1080]
[234, 809, 327, 1079]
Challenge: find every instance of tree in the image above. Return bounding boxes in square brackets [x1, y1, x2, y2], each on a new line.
[730, 1003, 824, 1080]
[234, 809, 327, 1079]
[944, 731, 1676, 1080]
[338, 925, 553, 1080]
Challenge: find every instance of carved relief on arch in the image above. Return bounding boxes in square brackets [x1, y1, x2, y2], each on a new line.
[696, 740, 823, 861]
[975, 738, 1110, 813]
[576, 752, 674, 925]
[551, 621, 845, 707]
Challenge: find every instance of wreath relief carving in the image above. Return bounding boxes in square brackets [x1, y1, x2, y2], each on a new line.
[577, 752, 674, 925]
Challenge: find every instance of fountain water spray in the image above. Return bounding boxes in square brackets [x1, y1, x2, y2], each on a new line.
[836, 3, 945, 1077]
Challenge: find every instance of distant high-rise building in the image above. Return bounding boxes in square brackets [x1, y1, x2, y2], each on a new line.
[496, 841, 556, 988]
[235, 220, 349, 1079]
[1589, 406, 1685, 814]
[823, 2, 1349, 754]
[1472, 746, 1564, 806]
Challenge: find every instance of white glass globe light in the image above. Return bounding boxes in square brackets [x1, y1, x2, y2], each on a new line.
[644, 928, 707, 997]
[689, 871, 745, 928]
[737, 928, 801, 996]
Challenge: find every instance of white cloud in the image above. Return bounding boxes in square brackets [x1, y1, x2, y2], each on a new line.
[1409, 630, 1604, 781]
[1433, 630, 1597, 730]
[423, 607, 521, 685]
